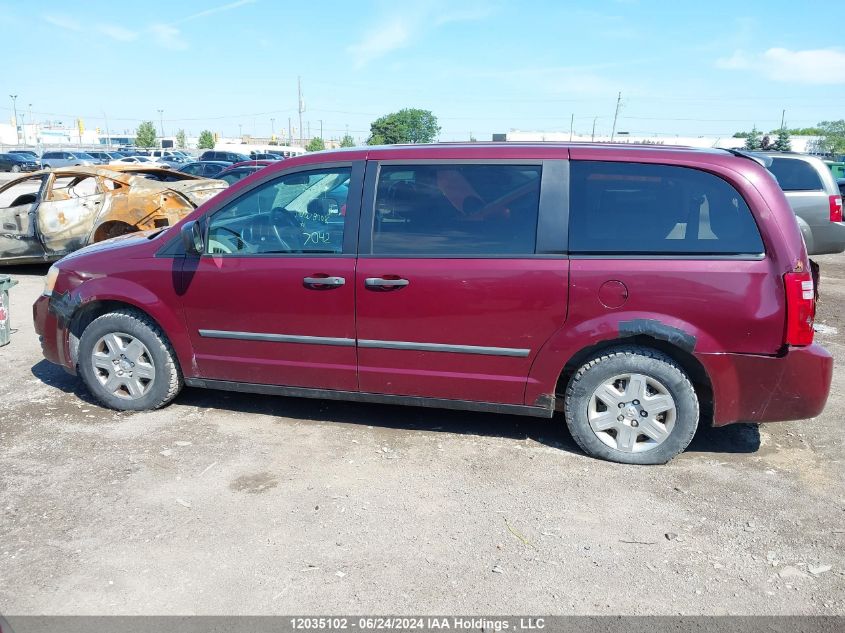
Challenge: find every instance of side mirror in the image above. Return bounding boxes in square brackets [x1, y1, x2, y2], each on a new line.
[181, 220, 204, 255]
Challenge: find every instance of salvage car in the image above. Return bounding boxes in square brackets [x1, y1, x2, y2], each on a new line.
[33, 144, 832, 464]
[0, 165, 227, 265]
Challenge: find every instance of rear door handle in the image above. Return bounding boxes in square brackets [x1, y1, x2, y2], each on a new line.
[303, 275, 345, 288]
[365, 277, 410, 289]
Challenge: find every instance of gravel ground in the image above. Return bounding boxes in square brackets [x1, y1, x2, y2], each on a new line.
[0, 255, 843, 615]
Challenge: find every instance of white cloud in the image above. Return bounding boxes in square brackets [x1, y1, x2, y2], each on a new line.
[435, 6, 494, 26]
[717, 47, 845, 84]
[45, 14, 138, 42]
[176, 0, 257, 24]
[150, 24, 187, 50]
[96, 24, 138, 42]
[347, 2, 494, 68]
[348, 17, 413, 69]
[43, 14, 82, 31]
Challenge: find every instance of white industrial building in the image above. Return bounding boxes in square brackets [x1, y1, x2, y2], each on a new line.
[492, 130, 823, 154]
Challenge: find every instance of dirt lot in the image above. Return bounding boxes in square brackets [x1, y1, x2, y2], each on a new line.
[0, 255, 843, 615]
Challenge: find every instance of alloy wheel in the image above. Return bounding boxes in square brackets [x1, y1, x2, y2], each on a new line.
[587, 373, 677, 453]
[90, 332, 156, 400]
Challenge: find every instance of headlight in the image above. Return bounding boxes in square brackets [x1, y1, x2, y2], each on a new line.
[43, 265, 60, 296]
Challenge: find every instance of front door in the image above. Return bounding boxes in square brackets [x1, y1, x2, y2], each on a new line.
[355, 160, 570, 405]
[179, 162, 362, 391]
[0, 175, 49, 261]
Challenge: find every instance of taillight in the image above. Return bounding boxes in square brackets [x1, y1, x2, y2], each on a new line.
[830, 195, 843, 222]
[784, 272, 815, 346]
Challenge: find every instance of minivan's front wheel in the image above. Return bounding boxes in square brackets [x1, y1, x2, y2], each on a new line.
[78, 309, 182, 411]
[564, 347, 699, 464]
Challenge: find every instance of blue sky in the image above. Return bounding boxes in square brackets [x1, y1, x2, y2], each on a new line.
[2, 0, 844, 142]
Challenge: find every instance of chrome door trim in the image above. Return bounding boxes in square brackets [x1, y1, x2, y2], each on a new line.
[358, 339, 530, 357]
[197, 330, 530, 357]
[198, 329, 355, 347]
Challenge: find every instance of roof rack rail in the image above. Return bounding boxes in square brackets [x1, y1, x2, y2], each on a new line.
[723, 148, 772, 168]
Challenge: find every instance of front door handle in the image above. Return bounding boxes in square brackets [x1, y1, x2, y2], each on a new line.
[364, 277, 410, 289]
[303, 275, 345, 289]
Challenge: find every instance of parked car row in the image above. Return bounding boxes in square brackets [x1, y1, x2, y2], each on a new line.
[0, 149, 199, 172]
[2, 147, 291, 174]
[32, 143, 832, 465]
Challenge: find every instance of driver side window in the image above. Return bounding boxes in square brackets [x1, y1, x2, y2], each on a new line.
[206, 167, 351, 255]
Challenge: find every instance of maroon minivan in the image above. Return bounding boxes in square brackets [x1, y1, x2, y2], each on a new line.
[33, 143, 833, 464]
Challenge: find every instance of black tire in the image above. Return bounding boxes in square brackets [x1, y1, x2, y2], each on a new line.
[11, 165, 20, 173]
[77, 309, 183, 411]
[563, 346, 699, 465]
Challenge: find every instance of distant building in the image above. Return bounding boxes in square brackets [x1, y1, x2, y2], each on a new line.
[492, 130, 824, 154]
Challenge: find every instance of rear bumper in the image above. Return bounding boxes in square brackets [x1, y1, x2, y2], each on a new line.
[809, 221, 845, 255]
[700, 344, 833, 427]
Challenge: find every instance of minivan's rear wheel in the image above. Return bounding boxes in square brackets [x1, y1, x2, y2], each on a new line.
[564, 347, 698, 464]
[78, 309, 182, 411]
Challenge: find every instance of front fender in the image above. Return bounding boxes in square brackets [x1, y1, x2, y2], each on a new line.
[64, 276, 195, 377]
[524, 311, 718, 406]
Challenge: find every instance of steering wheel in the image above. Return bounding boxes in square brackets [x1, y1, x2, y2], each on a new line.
[207, 226, 249, 254]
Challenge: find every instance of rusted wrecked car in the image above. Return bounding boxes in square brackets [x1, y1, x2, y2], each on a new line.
[0, 165, 227, 265]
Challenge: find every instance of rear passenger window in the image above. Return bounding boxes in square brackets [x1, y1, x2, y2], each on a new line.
[768, 157, 823, 191]
[569, 161, 764, 256]
[372, 164, 541, 255]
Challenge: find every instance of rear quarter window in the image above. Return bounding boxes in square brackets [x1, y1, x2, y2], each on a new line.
[768, 157, 823, 191]
[569, 161, 764, 256]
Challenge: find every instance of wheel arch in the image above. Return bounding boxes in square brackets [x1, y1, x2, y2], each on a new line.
[554, 335, 714, 427]
[92, 221, 137, 243]
[64, 289, 193, 378]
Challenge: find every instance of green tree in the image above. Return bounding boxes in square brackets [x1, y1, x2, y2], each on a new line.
[135, 121, 157, 148]
[786, 126, 823, 136]
[367, 108, 440, 145]
[306, 137, 326, 152]
[339, 134, 355, 147]
[743, 126, 762, 150]
[175, 129, 187, 149]
[772, 128, 792, 152]
[197, 130, 215, 149]
[817, 119, 845, 155]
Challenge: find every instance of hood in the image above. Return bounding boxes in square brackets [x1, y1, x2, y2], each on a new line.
[59, 229, 160, 264]
[163, 179, 228, 207]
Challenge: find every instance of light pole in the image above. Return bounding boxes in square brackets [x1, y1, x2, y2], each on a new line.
[157, 109, 165, 138]
[271, 118, 275, 139]
[103, 110, 112, 150]
[238, 123, 242, 139]
[9, 95, 19, 144]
